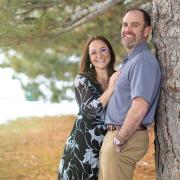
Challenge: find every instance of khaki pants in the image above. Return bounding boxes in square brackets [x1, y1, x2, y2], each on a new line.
[98, 130, 149, 180]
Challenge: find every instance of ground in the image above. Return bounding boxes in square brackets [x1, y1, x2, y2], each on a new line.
[0, 115, 155, 180]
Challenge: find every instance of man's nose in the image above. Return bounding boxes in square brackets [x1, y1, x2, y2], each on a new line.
[124, 25, 132, 32]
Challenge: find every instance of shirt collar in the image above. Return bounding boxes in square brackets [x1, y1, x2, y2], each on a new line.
[129, 42, 149, 59]
[123, 42, 149, 63]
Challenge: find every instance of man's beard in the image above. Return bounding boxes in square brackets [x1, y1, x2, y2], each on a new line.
[122, 30, 145, 51]
[123, 38, 136, 50]
[122, 32, 136, 50]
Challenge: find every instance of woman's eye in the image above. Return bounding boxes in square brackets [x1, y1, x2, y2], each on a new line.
[89, 51, 96, 55]
[101, 49, 106, 52]
[100, 48, 108, 53]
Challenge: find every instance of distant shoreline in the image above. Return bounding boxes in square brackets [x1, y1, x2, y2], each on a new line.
[0, 100, 78, 125]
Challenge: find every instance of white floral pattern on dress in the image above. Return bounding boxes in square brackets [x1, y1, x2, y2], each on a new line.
[58, 74, 107, 180]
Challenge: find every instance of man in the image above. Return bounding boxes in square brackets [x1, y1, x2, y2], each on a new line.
[99, 8, 161, 180]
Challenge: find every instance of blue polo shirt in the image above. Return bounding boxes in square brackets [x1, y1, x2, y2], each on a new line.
[105, 42, 161, 127]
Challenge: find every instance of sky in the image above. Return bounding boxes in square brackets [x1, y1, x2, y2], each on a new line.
[0, 68, 78, 124]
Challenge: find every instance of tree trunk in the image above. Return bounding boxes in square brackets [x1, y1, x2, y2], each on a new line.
[152, 0, 180, 179]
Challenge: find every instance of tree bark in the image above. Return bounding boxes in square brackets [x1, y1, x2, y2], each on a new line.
[152, 0, 180, 179]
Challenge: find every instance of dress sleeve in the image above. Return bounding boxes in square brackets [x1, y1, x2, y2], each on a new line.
[74, 74, 104, 119]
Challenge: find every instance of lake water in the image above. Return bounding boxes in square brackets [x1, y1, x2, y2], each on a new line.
[0, 67, 79, 124]
[0, 99, 78, 124]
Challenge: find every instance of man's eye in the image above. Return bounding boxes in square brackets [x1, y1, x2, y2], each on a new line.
[122, 23, 127, 27]
[132, 24, 139, 27]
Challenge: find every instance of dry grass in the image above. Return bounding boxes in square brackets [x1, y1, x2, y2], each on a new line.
[0, 116, 155, 180]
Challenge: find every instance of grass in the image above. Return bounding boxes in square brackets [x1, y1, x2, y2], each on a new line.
[0, 115, 155, 180]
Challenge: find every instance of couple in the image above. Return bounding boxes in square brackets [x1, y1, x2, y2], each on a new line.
[58, 8, 161, 180]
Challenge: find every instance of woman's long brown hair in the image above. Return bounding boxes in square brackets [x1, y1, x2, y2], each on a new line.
[79, 36, 116, 81]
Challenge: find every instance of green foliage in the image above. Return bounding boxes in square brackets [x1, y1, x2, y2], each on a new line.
[5, 50, 79, 101]
[0, 0, 150, 102]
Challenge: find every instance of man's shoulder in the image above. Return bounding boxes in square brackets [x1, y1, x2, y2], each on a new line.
[133, 49, 158, 65]
[142, 49, 157, 59]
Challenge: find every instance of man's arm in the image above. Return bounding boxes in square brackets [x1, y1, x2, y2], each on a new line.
[114, 97, 149, 152]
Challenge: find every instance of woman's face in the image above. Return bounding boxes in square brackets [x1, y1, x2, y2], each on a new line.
[88, 40, 111, 71]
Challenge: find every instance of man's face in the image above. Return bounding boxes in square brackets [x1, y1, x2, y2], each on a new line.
[121, 10, 150, 52]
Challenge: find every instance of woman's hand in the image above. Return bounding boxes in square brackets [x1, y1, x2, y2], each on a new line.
[108, 71, 120, 90]
[98, 70, 120, 108]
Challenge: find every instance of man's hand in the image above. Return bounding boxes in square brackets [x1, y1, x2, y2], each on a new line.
[113, 135, 125, 153]
[113, 136, 122, 152]
[113, 97, 149, 153]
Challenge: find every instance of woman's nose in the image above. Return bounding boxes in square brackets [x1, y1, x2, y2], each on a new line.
[97, 52, 102, 58]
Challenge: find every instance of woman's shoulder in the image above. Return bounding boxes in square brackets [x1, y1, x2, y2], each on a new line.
[75, 73, 97, 87]
[74, 73, 89, 87]
[76, 73, 95, 82]
[75, 73, 88, 81]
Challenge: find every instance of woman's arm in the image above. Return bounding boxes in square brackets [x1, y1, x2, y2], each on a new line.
[99, 71, 119, 107]
[75, 72, 119, 118]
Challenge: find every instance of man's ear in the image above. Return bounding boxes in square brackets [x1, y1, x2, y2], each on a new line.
[144, 26, 151, 38]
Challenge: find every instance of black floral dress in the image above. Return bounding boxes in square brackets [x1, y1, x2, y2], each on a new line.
[58, 73, 107, 180]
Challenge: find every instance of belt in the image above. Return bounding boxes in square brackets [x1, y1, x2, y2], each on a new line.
[107, 124, 147, 131]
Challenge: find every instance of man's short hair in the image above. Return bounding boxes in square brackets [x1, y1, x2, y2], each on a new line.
[123, 8, 151, 26]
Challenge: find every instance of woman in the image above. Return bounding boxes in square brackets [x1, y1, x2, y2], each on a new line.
[58, 36, 119, 180]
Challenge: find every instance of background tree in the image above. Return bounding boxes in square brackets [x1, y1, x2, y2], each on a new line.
[152, 0, 180, 179]
[0, 0, 149, 101]
[1, 0, 179, 179]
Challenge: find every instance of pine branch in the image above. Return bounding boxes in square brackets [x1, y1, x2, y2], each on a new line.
[16, 0, 64, 16]
[0, 0, 125, 47]
[53, 0, 125, 35]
